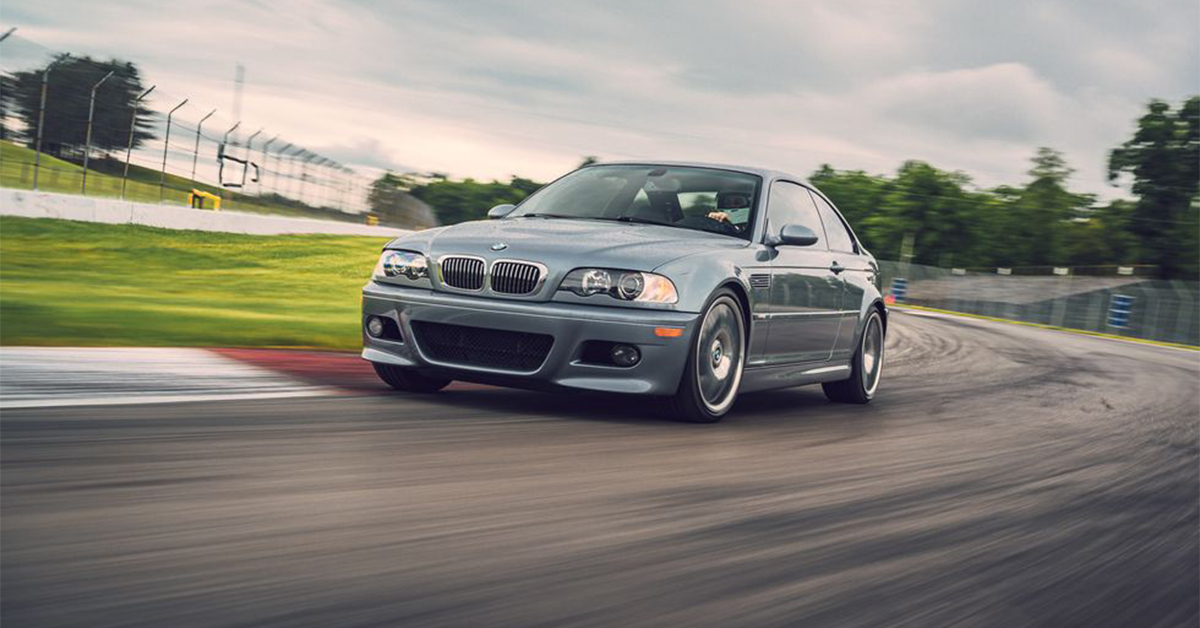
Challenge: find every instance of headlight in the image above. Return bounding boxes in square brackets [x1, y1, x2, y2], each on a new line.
[559, 268, 678, 304]
[373, 250, 429, 281]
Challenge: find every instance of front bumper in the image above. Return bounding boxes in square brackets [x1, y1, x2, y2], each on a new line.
[361, 282, 699, 395]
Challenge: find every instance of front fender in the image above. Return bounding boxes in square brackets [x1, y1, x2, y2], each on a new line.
[653, 248, 766, 314]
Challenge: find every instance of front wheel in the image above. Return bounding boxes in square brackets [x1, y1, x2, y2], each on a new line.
[665, 290, 746, 423]
[823, 309, 884, 404]
[372, 362, 451, 393]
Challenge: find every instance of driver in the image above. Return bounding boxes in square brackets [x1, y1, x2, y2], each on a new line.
[707, 191, 751, 232]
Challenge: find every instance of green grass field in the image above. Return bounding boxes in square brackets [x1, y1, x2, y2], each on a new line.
[0, 216, 387, 350]
[0, 141, 362, 222]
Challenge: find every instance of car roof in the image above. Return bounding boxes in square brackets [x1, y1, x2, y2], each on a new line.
[587, 160, 804, 184]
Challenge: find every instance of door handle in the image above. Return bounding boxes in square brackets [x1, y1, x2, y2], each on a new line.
[830, 261, 845, 274]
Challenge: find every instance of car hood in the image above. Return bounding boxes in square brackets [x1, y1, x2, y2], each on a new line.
[403, 218, 748, 272]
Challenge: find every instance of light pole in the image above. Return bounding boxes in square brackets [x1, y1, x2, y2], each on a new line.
[159, 98, 188, 202]
[31, 54, 69, 190]
[190, 109, 216, 183]
[120, 84, 154, 199]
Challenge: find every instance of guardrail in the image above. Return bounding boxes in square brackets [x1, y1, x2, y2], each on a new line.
[0, 188, 411, 237]
[879, 261, 1199, 346]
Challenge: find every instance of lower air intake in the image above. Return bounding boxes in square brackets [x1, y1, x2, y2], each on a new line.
[411, 321, 554, 371]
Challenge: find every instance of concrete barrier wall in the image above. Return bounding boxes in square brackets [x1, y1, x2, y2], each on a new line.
[0, 188, 412, 238]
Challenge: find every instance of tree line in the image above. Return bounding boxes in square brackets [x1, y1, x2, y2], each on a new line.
[1, 55, 155, 154]
[375, 97, 1197, 279]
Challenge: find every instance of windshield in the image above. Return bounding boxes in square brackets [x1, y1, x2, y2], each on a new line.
[509, 165, 762, 240]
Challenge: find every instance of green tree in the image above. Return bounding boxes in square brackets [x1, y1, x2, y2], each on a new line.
[1062, 200, 1138, 267]
[9, 55, 155, 155]
[999, 148, 1093, 266]
[0, 72, 16, 140]
[859, 160, 981, 267]
[406, 175, 544, 225]
[366, 172, 438, 228]
[1108, 96, 1200, 278]
[808, 164, 887, 230]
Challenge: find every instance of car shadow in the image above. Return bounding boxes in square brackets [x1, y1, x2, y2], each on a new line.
[400, 383, 880, 430]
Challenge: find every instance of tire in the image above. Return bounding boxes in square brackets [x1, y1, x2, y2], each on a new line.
[823, 309, 884, 404]
[372, 362, 451, 393]
[665, 290, 746, 423]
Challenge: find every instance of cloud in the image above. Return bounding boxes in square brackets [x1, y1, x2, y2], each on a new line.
[3, 0, 1196, 200]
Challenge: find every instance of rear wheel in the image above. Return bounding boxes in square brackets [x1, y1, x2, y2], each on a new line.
[666, 290, 746, 423]
[372, 362, 451, 393]
[823, 309, 884, 404]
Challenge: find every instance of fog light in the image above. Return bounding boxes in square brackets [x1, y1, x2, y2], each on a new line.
[366, 316, 385, 338]
[610, 344, 641, 367]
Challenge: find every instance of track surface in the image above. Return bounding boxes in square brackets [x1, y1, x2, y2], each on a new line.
[2, 312, 1197, 627]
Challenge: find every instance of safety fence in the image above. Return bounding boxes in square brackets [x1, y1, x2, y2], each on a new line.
[0, 31, 381, 226]
[878, 261, 1200, 346]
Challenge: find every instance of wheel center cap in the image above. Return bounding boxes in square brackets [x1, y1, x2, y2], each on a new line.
[711, 343, 723, 366]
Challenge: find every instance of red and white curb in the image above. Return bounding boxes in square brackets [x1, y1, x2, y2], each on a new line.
[0, 347, 344, 409]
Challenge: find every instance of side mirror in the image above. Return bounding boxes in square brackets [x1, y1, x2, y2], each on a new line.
[776, 223, 820, 247]
[488, 204, 516, 219]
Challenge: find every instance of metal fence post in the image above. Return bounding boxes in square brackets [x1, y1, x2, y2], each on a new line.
[1170, 281, 1196, 345]
[297, 151, 316, 204]
[159, 99, 188, 202]
[80, 70, 115, 194]
[274, 142, 292, 198]
[31, 54, 69, 191]
[217, 122, 240, 207]
[245, 128, 262, 161]
[1144, 293, 1161, 342]
[120, 85, 155, 199]
[285, 147, 304, 199]
[190, 109, 216, 183]
[260, 135, 278, 195]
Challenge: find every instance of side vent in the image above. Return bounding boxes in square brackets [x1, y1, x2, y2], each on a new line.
[749, 273, 771, 289]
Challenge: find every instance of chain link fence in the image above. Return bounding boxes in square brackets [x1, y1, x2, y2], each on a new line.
[878, 261, 1200, 346]
[0, 32, 424, 226]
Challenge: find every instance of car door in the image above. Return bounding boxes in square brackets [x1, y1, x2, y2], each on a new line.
[761, 181, 843, 365]
[809, 189, 864, 361]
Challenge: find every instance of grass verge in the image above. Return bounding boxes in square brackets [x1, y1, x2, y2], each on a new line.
[0, 140, 362, 222]
[0, 216, 387, 350]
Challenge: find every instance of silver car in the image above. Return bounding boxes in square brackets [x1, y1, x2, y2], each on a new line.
[362, 162, 886, 422]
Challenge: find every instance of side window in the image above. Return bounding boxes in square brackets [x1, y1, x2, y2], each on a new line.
[809, 191, 856, 253]
[766, 181, 826, 248]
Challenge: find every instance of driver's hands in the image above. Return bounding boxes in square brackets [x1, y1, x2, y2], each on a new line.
[707, 211, 730, 223]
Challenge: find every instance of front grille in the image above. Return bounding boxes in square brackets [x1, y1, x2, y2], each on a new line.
[411, 321, 554, 371]
[491, 261, 543, 295]
[440, 256, 485, 291]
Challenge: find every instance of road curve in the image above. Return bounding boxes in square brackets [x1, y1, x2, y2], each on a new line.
[2, 312, 1197, 627]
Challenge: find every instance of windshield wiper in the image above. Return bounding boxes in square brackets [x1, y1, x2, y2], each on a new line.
[594, 215, 667, 226]
[519, 212, 578, 219]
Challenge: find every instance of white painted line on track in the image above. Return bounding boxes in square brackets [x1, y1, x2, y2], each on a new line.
[0, 347, 337, 409]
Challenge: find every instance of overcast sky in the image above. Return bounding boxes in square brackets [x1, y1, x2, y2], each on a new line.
[4, 0, 1198, 197]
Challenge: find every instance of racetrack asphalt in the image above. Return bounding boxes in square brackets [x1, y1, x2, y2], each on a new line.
[2, 311, 1197, 627]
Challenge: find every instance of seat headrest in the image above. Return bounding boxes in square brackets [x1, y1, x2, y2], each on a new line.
[717, 191, 750, 210]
